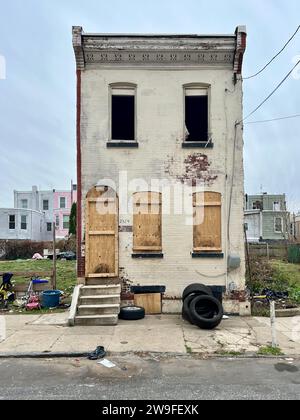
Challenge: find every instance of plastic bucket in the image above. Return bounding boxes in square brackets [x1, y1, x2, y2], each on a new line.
[42, 290, 61, 308]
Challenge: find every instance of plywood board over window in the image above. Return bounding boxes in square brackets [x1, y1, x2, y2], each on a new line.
[133, 192, 162, 252]
[193, 192, 222, 253]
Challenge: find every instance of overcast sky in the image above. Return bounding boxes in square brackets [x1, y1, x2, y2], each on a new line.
[0, 0, 299, 211]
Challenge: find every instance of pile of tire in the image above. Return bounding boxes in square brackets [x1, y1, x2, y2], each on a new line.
[182, 283, 224, 330]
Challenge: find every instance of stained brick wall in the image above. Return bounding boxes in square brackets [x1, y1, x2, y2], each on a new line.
[78, 67, 246, 296]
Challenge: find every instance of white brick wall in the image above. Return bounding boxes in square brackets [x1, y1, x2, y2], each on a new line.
[80, 67, 245, 297]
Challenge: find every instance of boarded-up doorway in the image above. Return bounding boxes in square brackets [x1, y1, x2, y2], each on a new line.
[85, 186, 119, 279]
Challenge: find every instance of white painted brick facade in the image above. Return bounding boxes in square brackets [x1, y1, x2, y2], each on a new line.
[75, 29, 247, 301]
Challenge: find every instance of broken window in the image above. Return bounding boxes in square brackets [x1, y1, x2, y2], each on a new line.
[21, 215, 27, 230]
[133, 192, 162, 253]
[9, 215, 15, 230]
[185, 87, 208, 142]
[274, 217, 283, 233]
[111, 86, 135, 141]
[193, 192, 222, 253]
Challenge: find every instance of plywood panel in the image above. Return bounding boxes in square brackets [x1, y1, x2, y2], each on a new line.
[85, 187, 118, 278]
[193, 192, 222, 252]
[134, 293, 162, 315]
[133, 192, 162, 252]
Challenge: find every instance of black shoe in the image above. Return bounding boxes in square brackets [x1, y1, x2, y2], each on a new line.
[87, 346, 106, 360]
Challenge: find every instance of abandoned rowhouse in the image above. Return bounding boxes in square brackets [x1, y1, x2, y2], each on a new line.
[71, 26, 248, 325]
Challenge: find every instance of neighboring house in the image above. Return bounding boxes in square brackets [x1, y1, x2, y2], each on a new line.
[244, 193, 289, 242]
[0, 184, 77, 241]
[0, 208, 47, 241]
[53, 185, 77, 238]
[72, 25, 247, 324]
[290, 213, 300, 243]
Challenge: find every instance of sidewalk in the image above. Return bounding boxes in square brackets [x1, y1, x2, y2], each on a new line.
[0, 313, 299, 356]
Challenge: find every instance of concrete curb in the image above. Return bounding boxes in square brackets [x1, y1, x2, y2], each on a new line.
[0, 352, 89, 359]
[0, 350, 298, 360]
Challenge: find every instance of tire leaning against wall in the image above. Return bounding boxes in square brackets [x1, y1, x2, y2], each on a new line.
[189, 295, 223, 330]
[182, 283, 213, 301]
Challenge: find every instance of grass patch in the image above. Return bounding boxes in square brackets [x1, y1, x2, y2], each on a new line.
[0, 259, 76, 294]
[258, 346, 283, 356]
[247, 257, 300, 306]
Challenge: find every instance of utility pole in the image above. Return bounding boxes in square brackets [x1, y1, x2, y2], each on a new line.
[53, 222, 57, 290]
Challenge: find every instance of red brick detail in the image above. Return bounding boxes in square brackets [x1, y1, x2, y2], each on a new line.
[234, 29, 247, 75]
[76, 69, 84, 278]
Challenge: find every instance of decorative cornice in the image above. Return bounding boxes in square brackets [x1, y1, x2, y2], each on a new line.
[84, 50, 235, 66]
[72, 26, 85, 70]
[72, 27, 247, 72]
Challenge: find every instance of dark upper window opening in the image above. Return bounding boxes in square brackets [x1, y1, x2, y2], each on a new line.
[185, 95, 208, 142]
[112, 95, 135, 141]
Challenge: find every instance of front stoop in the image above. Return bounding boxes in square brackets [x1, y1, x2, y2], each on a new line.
[74, 284, 121, 326]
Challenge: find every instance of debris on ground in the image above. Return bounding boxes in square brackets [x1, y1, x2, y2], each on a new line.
[87, 346, 106, 361]
[98, 359, 116, 369]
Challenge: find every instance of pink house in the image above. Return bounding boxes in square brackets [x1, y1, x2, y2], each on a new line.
[53, 186, 77, 239]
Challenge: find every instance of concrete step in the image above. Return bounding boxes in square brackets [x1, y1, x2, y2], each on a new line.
[85, 277, 119, 286]
[75, 314, 118, 326]
[78, 304, 120, 316]
[81, 285, 121, 296]
[80, 295, 120, 305]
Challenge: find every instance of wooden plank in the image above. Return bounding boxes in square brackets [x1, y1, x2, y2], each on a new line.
[194, 247, 222, 252]
[89, 231, 115, 236]
[134, 293, 162, 315]
[193, 192, 222, 252]
[88, 198, 116, 203]
[0, 271, 53, 277]
[13, 283, 50, 293]
[193, 202, 221, 207]
[133, 192, 162, 252]
[133, 246, 162, 251]
[87, 273, 117, 278]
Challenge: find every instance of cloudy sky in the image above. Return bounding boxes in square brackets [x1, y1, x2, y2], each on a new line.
[0, 0, 299, 211]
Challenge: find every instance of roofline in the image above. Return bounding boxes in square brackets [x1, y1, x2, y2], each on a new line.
[82, 33, 236, 39]
[73, 26, 247, 74]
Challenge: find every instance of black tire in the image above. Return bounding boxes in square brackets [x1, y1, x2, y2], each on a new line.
[182, 295, 196, 324]
[119, 306, 145, 321]
[189, 295, 223, 330]
[182, 283, 213, 301]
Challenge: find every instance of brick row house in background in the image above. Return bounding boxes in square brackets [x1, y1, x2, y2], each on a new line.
[0, 185, 77, 241]
[72, 26, 248, 325]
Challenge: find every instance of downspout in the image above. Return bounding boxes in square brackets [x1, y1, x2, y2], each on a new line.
[73, 26, 85, 280]
[76, 68, 83, 279]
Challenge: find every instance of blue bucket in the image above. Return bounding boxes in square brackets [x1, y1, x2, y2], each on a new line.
[42, 290, 61, 308]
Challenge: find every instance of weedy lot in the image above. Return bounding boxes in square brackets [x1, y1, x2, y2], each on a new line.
[0, 259, 77, 294]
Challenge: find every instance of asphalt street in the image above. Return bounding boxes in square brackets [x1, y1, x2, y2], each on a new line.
[0, 355, 299, 400]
